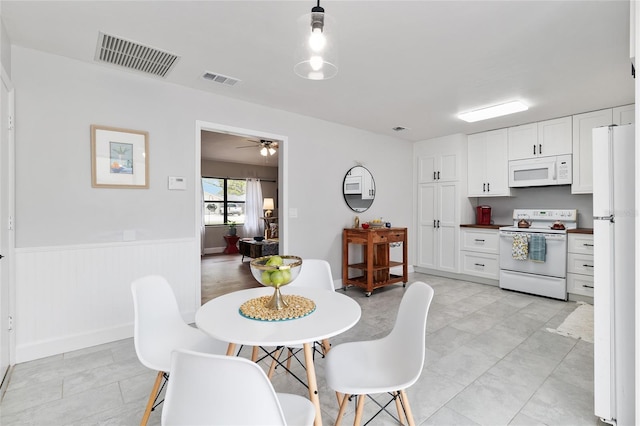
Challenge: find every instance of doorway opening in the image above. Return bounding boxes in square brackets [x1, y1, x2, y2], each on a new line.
[195, 121, 288, 304]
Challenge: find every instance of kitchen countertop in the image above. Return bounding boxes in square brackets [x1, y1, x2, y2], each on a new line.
[460, 224, 510, 229]
[567, 228, 593, 234]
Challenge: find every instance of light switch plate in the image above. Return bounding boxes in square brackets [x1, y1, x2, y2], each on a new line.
[168, 176, 186, 190]
[289, 208, 298, 218]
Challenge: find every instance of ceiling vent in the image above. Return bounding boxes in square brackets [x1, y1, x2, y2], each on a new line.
[95, 32, 180, 78]
[202, 72, 240, 86]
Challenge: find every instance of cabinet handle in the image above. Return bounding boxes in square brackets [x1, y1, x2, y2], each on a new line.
[433, 171, 436, 180]
[474, 263, 485, 267]
[474, 239, 485, 242]
[539, 144, 542, 155]
[582, 284, 594, 289]
[437, 220, 440, 228]
[483, 183, 486, 192]
[433, 220, 437, 228]
[583, 243, 594, 247]
[487, 182, 490, 192]
[533, 144, 536, 155]
[437, 171, 440, 180]
[583, 264, 594, 268]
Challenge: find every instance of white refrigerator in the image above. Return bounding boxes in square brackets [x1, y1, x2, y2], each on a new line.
[593, 124, 635, 425]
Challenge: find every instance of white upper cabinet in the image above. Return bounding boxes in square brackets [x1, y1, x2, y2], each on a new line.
[572, 108, 613, 194]
[572, 104, 634, 194]
[417, 148, 459, 183]
[508, 123, 537, 160]
[467, 129, 511, 197]
[613, 104, 635, 125]
[508, 117, 572, 160]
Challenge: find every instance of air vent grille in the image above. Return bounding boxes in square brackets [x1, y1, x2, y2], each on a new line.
[95, 32, 180, 78]
[202, 72, 240, 86]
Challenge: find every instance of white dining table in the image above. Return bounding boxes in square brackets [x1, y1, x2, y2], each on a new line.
[196, 286, 362, 426]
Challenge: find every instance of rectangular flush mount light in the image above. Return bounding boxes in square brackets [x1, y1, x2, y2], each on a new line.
[458, 101, 528, 123]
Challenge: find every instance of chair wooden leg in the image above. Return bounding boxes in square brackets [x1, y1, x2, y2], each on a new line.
[140, 371, 163, 426]
[354, 394, 365, 426]
[286, 348, 293, 371]
[267, 347, 283, 379]
[399, 390, 415, 426]
[334, 393, 350, 426]
[251, 346, 259, 362]
[394, 391, 406, 425]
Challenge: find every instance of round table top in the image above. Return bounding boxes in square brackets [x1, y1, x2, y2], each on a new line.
[196, 287, 361, 346]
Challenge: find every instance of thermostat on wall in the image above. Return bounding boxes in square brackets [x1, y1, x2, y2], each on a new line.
[168, 176, 186, 190]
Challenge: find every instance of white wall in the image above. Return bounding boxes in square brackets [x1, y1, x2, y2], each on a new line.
[11, 47, 413, 361]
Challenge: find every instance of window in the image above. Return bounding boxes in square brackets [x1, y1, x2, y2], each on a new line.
[202, 177, 246, 225]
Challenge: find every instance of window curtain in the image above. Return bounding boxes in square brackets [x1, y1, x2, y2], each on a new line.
[244, 179, 263, 237]
[200, 180, 206, 255]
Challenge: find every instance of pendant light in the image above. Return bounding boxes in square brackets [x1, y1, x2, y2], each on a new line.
[294, 0, 338, 80]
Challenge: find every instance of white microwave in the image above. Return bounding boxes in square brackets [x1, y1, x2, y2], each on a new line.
[343, 175, 362, 194]
[508, 154, 572, 187]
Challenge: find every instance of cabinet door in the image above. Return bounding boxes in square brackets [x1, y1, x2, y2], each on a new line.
[437, 182, 458, 272]
[613, 104, 635, 125]
[571, 109, 612, 194]
[467, 133, 487, 196]
[361, 173, 375, 200]
[508, 122, 538, 160]
[417, 184, 437, 268]
[438, 152, 459, 182]
[418, 155, 438, 183]
[484, 129, 510, 196]
[538, 116, 572, 156]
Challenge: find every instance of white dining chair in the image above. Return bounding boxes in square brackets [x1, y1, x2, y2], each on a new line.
[161, 349, 316, 426]
[325, 281, 435, 426]
[267, 259, 335, 377]
[131, 275, 228, 426]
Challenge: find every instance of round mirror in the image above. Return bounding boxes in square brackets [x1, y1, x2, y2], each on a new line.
[343, 166, 375, 212]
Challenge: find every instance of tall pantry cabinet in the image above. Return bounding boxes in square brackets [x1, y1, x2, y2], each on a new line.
[414, 134, 474, 275]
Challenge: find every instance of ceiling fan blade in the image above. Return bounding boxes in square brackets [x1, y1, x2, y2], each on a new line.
[236, 145, 259, 149]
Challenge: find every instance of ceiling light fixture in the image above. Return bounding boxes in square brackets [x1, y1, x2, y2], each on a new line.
[294, 0, 338, 80]
[458, 101, 529, 123]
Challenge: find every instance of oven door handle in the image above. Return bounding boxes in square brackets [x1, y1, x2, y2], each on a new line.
[499, 231, 566, 240]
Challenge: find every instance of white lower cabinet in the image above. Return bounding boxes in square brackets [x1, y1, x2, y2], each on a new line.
[459, 228, 499, 280]
[566, 233, 594, 298]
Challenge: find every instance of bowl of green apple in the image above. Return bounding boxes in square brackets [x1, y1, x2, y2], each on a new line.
[250, 255, 303, 310]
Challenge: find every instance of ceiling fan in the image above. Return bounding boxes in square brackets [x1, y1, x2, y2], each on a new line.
[236, 139, 279, 156]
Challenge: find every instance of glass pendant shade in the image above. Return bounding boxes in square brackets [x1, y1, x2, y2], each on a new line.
[294, 8, 338, 80]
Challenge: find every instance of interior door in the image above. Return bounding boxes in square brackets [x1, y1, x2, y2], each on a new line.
[0, 70, 13, 386]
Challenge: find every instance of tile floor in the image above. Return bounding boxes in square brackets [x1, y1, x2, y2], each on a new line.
[0, 273, 601, 425]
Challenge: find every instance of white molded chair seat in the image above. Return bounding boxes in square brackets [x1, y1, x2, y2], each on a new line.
[267, 259, 335, 377]
[325, 281, 435, 426]
[161, 349, 316, 426]
[132, 275, 228, 425]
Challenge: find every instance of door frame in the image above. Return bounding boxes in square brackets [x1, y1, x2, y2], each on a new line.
[194, 121, 288, 306]
[0, 65, 16, 390]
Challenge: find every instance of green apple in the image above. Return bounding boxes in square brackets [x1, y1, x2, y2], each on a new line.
[266, 255, 284, 267]
[281, 269, 291, 283]
[261, 270, 272, 284]
[270, 271, 285, 286]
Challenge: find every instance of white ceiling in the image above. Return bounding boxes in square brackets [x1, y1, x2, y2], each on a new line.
[1, 0, 635, 164]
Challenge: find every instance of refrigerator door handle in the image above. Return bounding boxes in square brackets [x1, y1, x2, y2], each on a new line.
[594, 215, 615, 223]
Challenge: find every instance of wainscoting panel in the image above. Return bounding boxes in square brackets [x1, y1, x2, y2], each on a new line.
[15, 238, 199, 363]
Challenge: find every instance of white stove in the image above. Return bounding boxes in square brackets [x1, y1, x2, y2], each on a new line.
[499, 209, 578, 234]
[498, 209, 577, 300]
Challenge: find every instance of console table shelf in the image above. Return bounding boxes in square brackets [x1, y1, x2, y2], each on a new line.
[342, 227, 408, 296]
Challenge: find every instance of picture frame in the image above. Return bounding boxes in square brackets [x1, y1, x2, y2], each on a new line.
[91, 125, 149, 188]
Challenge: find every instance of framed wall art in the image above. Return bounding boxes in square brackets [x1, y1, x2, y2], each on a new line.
[91, 125, 149, 188]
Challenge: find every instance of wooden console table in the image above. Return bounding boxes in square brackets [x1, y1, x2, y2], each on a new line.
[342, 227, 408, 296]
